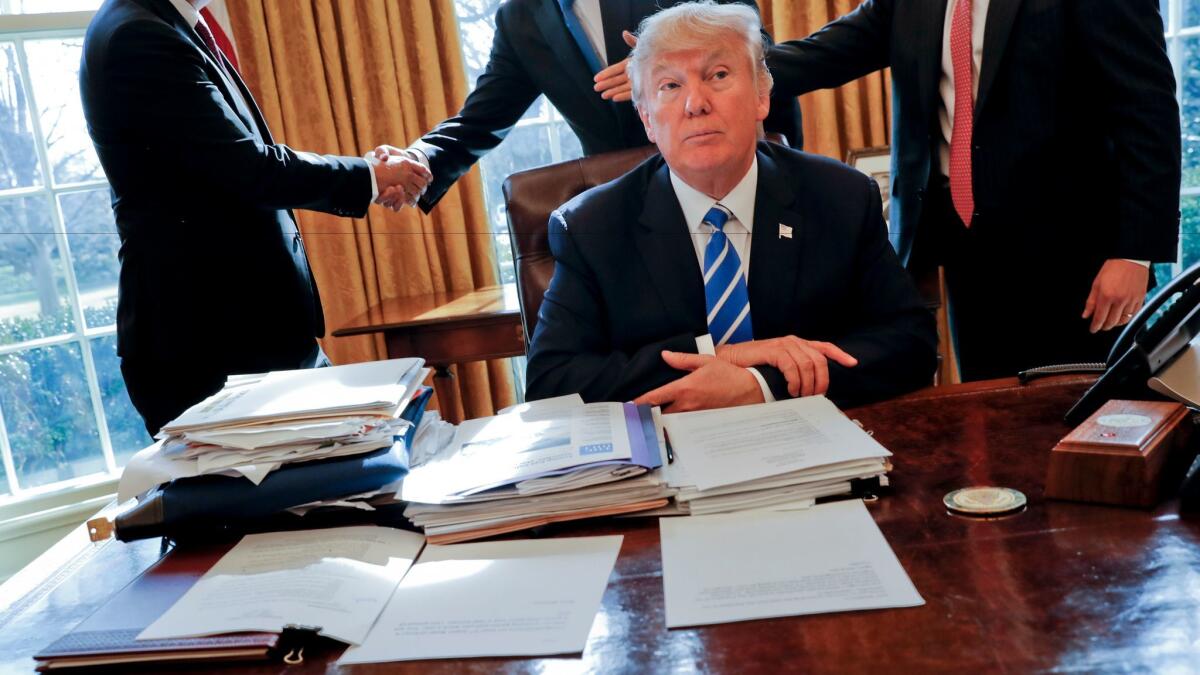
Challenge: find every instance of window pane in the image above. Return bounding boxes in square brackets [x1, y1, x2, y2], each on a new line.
[1183, 195, 1200, 271]
[90, 335, 146, 465]
[0, 194, 74, 345]
[1188, 0, 1200, 29]
[60, 189, 118, 328]
[0, 342, 104, 489]
[1182, 38, 1200, 186]
[1164, 0, 1171, 28]
[478, 124, 557, 282]
[0, 0, 100, 14]
[0, 41, 45, 190]
[26, 38, 103, 185]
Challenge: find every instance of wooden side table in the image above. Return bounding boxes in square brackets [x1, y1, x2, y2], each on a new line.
[333, 284, 525, 422]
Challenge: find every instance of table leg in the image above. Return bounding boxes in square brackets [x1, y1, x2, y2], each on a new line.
[432, 364, 464, 424]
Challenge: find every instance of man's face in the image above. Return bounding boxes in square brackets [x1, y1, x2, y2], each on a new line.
[637, 42, 770, 191]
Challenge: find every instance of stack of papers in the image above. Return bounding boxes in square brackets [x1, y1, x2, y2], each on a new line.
[660, 396, 891, 515]
[401, 395, 672, 543]
[117, 358, 428, 503]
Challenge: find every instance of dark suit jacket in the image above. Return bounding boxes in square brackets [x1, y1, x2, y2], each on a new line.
[767, 0, 1180, 271]
[81, 0, 370, 408]
[413, 0, 804, 212]
[525, 142, 938, 409]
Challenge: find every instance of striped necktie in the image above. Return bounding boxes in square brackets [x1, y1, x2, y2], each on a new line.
[702, 205, 754, 345]
[558, 0, 605, 75]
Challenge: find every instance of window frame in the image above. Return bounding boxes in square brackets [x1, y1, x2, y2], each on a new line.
[0, 8, 121, 518]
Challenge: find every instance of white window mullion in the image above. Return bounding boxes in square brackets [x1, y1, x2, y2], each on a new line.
[0, 403, 21, 495]
[14, 36, 118, 475]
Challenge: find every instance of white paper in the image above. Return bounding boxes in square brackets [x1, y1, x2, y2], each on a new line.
[139, 526, 425, 645]
[163, 358, 423, 433]
[338, 535, 622, 664]
[659, 500, 923, 628]
[662, 396, 890, 491]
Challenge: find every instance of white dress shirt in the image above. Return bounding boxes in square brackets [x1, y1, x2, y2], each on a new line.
[571, 0, 609, 67]
[668, 158, 775, 402]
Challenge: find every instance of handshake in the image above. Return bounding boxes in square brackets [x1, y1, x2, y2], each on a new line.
[369, 145, 433, 212]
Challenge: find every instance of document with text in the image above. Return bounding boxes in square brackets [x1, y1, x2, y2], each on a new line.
[338, 535, 622, 664]
[139, 526, 425, 645]
[659, 500, 923, 627]
[661, 396, 891, 491]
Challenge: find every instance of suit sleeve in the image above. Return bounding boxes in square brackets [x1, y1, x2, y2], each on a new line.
[525, 211, 701, 403]
[413, 4, 543, 213]
[823, 177, 938, 407]
[766, 0, 895, 98]
[101, 20, 370, 217]
[1077, 0, 1180, 261]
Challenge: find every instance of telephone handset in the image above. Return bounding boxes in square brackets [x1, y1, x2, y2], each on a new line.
[1061, 260, 1200, 425]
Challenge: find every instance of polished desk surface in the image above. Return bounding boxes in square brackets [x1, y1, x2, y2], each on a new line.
[2, 376, 1199, 673]
[332, 285, 520, 336]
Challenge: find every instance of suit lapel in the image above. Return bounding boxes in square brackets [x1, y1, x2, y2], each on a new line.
[747, 148, 799, 338]
[534, 0, 608, 104]
[915, 0, 951, 127]
[636, 162, 708, 334]
[600, 0, 637, 66]
[975, 0, 1024, 118]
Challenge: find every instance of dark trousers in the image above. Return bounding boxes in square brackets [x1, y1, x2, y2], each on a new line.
[122, 342, 329, 439]
[916, 182, 1117, 382]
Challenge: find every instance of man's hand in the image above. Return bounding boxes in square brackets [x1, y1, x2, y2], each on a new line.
[716, 336, 858, 398]
[632, 351, 764, 413]
[593, 31, 638, 102]
[370, 145, 432, 211]
[1082, 259, 1149, 333]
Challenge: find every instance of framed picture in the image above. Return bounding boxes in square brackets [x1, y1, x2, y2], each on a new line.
[846, 146, 891, 230]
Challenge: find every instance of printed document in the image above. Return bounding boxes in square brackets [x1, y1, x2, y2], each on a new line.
[662, 396, 890, 491]
[139, 526, 425, 645]
[338, 535, 622, 663]
[659, 500, 923, 627]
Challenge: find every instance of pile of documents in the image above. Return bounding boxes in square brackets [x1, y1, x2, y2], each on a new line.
[400, 395, 671, 543]
[117, 358, 429, 504]
[659, 396, 892, 515]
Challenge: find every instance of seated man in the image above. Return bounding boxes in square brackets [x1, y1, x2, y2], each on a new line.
[525, 1, 937, 412]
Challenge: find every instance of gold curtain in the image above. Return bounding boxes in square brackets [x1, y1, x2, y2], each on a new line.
[759, 1, 892, 162]
[225, 0, 516, 418]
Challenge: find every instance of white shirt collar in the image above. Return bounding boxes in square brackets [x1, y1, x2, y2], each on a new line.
[167, 0, 202, 29]
[669, 156, 758, 236]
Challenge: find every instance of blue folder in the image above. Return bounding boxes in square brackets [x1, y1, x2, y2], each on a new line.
[114, 386, 434, 542]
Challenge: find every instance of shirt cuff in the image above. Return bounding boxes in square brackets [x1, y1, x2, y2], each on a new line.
[747, 367, 774, 403]
[407, 146, 431, 171]
[1121, 259, 1151, 268]
[695, 334, 715, 355]
[363, 154, 380, 202]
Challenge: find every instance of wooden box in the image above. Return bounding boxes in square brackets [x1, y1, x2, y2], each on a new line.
[1046, 399, 1196, 508]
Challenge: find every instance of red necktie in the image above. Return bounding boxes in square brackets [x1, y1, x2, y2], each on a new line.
[948, 0, 975, 228]
[194, 19, 229, 74]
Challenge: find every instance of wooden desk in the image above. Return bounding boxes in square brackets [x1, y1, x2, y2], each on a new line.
[333, 284, 524, 422]
[4, 376, 1200, 673]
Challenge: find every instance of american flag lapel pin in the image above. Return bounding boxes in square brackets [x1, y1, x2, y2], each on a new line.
[778, 223, 793, 239]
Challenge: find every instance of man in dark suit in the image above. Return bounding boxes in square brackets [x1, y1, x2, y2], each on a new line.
[525, 2, 937, 411]
[377, 0, 803, 213]
[80, 0, 428, 435]
[766, 0, 1181, 380]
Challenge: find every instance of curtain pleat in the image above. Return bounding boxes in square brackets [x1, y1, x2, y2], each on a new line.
[226, 0, 516, 415]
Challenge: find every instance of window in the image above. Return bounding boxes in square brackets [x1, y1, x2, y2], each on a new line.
[0, 5, 140, 507]
[1164, 0, 1200, 288]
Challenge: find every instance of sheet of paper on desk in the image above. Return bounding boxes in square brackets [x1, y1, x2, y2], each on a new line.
[662, 396, 891, 491]
[338, 535, 622, 664]
[659, 500, 923, 628]
[139, 526, 425, 645]
[1149, 333, 1200, 407]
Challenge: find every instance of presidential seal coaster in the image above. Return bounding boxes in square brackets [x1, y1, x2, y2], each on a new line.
[943, 487, 1027, 517]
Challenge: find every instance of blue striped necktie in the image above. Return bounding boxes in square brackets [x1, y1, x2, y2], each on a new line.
[558, 0, 604, 75]
[702, 205, 754, 345]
